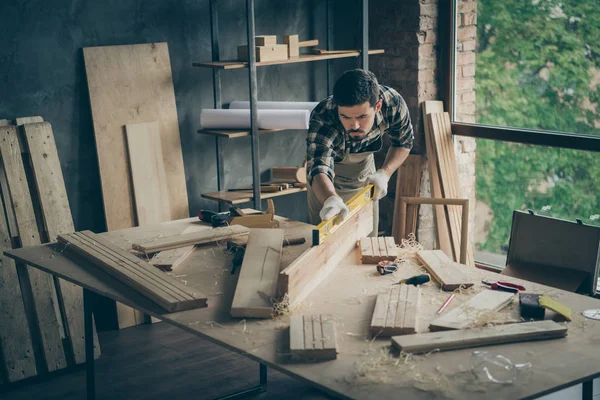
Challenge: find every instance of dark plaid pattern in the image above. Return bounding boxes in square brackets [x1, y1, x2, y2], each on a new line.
[306, 84, 414, 184]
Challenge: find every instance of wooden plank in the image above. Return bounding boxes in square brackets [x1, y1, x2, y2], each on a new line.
[361, 236, 397, 264]
[83, 43, 188, 231]
[149, 225, 205, 271]
[57, 231, 207, 312]
[385, 237, 397, 259]
[280, 201, 373, 306]
[370, 285, 420, 337]
[377, 237, 387, 257]
[392, 155, 423, 242]
[0, 125, 66, 373]
[290, 314, 337, 361]
[15, 116, 43, 126]
[0, 119, 10, 126]
[416, 250, 474, 291]
[392, 320, 568, 354]
[0, 179, 36, 382]
[125, 121, 172, 226]
[22, 121, 100, 363]
[201, 187, 307, 205]
[133, 225, 250, 254]
[429, 290, 515, 331]
[230, 229, 283, 318]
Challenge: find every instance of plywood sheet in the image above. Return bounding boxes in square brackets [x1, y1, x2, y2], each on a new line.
[231, 229, 283, 318]
[289, 315, 337, 360]
[83, 42, 188, 231]
[370, 284, 420, 337]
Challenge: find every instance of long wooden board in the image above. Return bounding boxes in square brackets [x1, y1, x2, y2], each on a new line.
[22, 121, 100, 363]
[280, 201, 373, 307]
[230, 229, 283, 318]
[392, 155, 423, 242]
[150, 225, 205, 271]
[290, 315, 337, 360]
[133, 225, 250, 254]
[57, 231, 207, 312]
[370, 284, 420, 337]
[360, 236, 397, 264]
[429, 290, 514, 331]
[125, 121, 172, 226]
[392, 320, 568, 354]
[83, 42, 188, 231]
[416, 250, 474, 291]
[0, 125, 66, 373]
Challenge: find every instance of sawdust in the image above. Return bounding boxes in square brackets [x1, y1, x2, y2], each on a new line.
[270, 293, 312, 318]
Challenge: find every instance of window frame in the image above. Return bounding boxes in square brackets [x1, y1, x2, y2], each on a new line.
[443, 0, 600, 153]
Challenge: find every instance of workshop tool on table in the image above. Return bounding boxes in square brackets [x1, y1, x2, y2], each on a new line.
[377, 260, 399, 275]
[436, 293, 456, 315]
[539, 295, 572, 321]
[313, 184, 374, 245]
[393, 274, 431, 286]
[519, 293, 572, 321]
[482, 279, 526, 293]
[582, 309, 600, 320]
[228, 235, 306, 274]
[198, 199, 279, 228]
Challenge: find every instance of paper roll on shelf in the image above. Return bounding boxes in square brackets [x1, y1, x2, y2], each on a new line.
[229, 101, 319, 113]
[200, 109, 310, 130]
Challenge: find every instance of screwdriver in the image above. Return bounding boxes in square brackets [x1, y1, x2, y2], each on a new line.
[393, 274, 431, 286]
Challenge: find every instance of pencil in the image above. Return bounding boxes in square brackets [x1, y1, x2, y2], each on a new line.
[436, 293, 456, 315]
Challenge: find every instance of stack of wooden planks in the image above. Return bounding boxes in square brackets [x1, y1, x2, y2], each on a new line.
[290, 315, 337, 360]
[0, 118, 100, 385]
[391, 155, 423, 243]
[422, 101, 474, 266]
[360, 236, 397, 264]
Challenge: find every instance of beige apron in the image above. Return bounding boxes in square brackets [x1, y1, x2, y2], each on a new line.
[307, 147, 380, 237]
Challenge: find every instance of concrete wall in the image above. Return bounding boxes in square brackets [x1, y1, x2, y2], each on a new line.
[0, 0, 352, 232]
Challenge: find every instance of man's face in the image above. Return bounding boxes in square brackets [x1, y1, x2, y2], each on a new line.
[337, 99, 382, 141]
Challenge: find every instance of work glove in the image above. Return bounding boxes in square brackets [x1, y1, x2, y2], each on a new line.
[366, 169, 391, 200]
[319, 195, 350, 221]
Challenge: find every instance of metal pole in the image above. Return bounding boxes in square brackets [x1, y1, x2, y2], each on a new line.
[246, 0, 261, 211]
[83, 289, 95, 400]
[326, 0, 333, 95]
[361, 0, 369, 70]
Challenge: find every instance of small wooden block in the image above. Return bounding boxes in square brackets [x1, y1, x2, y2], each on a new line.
[255, 35, 276, 46]
[290, 314, 337, 361]
[283, 34, 299, 57]
[370, 285, 420, 337]
[429, 290, 515, 331]
[360, 237, 397, 264]
[237, 44, 289, 62]
[392, 320, 568, 354]
[416, 250, 474, 291]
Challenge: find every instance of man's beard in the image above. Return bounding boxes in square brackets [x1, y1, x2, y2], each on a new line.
[348, 130, 366, 141]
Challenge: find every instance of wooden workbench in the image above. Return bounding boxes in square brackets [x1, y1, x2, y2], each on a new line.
[6, 216, 600, 400]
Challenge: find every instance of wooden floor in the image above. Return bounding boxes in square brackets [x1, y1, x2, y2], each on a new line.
[1, 322, 333, 400]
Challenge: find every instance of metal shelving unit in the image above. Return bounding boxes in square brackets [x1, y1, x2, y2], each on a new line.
[195, 0, 378, 211]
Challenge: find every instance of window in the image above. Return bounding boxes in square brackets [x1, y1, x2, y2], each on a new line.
[449, 0, 600, 265]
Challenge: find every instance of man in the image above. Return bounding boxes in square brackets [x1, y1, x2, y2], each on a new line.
[306, 69, 414, 235]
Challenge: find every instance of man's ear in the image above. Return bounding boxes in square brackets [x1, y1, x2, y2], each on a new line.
[375, 99, 383, 112]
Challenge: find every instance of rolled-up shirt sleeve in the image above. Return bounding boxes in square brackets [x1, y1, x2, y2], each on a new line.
[306, 118, 339, 186]
[387, 95, 414, 149]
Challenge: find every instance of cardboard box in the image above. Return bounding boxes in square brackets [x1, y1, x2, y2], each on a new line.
[501, 210, 600, 296]
[237, 44, 289, 62]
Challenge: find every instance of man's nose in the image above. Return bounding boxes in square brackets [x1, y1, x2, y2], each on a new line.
[351, 120, 360, 130]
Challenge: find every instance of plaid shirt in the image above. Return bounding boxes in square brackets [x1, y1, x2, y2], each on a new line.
[306, 85, 413, 184]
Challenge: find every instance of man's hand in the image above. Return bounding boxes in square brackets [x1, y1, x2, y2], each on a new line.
[366, 169, 391, 200]
[319, 196, 350, 221]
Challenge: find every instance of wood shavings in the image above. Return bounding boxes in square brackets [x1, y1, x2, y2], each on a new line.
[453, 284, 481, 295]
[270, 293, 311, 318]
[204, 321, 225, 328]
[396, 233, 425, 259]
[470, 309, 520, 329]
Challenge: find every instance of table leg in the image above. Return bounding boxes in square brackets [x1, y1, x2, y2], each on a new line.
[84, 289, 96, 400]
[582, 380, 593, 400]
[214, 363, 267, 400]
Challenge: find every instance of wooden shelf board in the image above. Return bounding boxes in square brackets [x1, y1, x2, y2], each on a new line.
[201, 187, 307, 205]
[193, 49, 385, 70]
[197, 128, 284, 138]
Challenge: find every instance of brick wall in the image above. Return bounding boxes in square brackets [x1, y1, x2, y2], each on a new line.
[371, 0, 478, 251]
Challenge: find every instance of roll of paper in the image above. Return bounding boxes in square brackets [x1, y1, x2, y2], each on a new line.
[229, 101, 319, 113]
[200, 109, 309, 130]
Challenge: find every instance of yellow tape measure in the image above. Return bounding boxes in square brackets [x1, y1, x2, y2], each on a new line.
[312, 184, 375, 246]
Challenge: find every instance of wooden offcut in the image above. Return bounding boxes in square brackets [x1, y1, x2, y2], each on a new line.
[15, 116, 43, 126]
[237, 44, 289, 62]
[149, 225, 205, 271]
[83, 43, 188, 231]
[370, 284, 420, 337]
[280, 201, 373, 307]
[416, 250, 474, 291]
[58, 231, 207, 312]
[298, 39, 319, 47]
[231, 229, 283, 318]
[392, 320, 568, 354]
[133, 225, 250, 254]
[271, 166, 307, 184]
[360, 237, 397, 264]
[429, 290, 514, 331]
[392, 155, 423, 243]
[290, 315, 337, 361]
[283, 34, 299, 57]
[255, 35, 276, 46]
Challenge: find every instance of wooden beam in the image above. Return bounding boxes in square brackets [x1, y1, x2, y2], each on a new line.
[57, 231, 207, 312]
[429, 290, 515, 331]
[132, 225, 250, 253]
[416, 250, 474, 291]
[280, 201, 373, 307]
[231, 229, 283, 318]
[392, 155, 423, 243]
[392, 320, 567, 354]
[370, 284, 420, 337]
[15, 116, 43, 126]
[290, 314, 337, 360]
[149, 225, 205, 271]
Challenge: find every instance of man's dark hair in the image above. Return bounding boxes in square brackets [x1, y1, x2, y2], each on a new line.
[333, 69, 380, 107]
